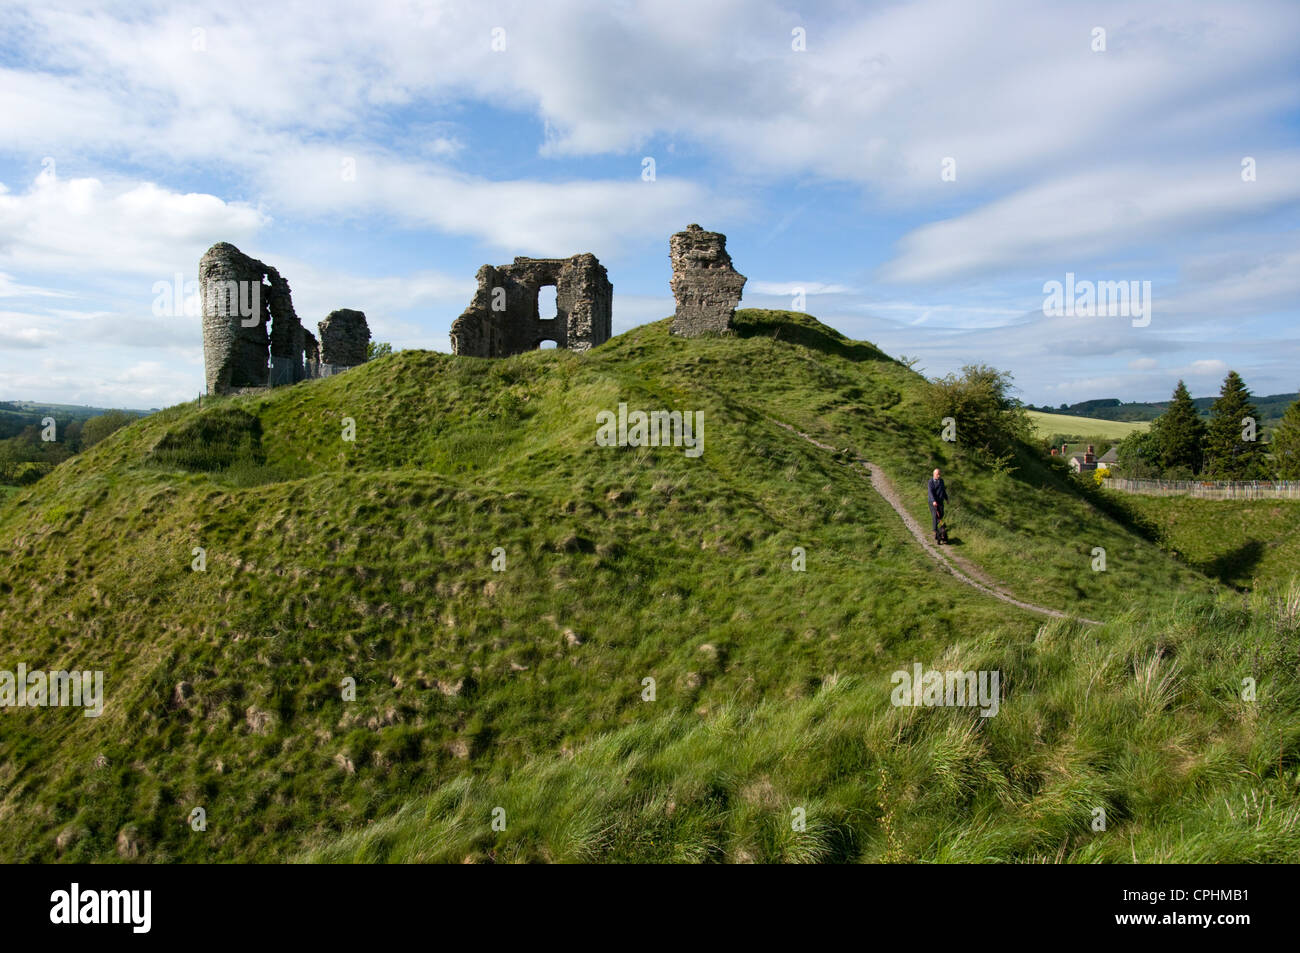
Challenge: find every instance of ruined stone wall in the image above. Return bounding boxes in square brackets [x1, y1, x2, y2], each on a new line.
[318, 309, 371, 367]
[450, 255, 611, 357]
[558, 253, 612, 353]
[200, 242, 272, 395]
[669, 224, 746, 337]
[201, 242, 352, 394]
[302, 328, 320, 379]
[265, 264, 306, 386]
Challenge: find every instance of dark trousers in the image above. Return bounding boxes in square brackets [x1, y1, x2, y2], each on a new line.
[931, 502, 944, 532]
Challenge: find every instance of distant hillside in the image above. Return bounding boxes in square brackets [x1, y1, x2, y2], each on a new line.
[1027, 392, 1297, 426]
[4, 310, 1295, 864]
[0, 400, 152, 440]
[1025, 410, 1148, 442]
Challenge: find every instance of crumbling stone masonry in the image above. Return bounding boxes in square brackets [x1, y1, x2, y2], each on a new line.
[200, 242, 369, 394]
[200, 242, 273, 395]
[668, 224, 746, 337]
[449, 254, 612, 357]
[318, 309, 371, 368]
[264, 262, 308, 387]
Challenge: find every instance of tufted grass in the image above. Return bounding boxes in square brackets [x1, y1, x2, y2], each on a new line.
[1, 310, 1285, 863]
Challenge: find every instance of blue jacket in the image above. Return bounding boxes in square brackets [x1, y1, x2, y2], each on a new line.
[927, 477, 948, 506]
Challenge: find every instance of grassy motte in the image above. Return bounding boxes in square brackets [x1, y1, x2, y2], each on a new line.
[0, 310, 1284, 863]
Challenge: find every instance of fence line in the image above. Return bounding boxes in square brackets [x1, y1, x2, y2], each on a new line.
[1105, 477, 1300, 500]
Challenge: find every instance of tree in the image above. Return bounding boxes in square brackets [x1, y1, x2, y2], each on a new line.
[81, 410, 135, 449]
[1148, 379, 1206, 475]
[924, 364, 1032, 460]
[1270, 392, 1300, 479]
[63, 419, 84, 452]
[367, 341, 393, 361]
[1203, 371, 1265, 479]
[1115, 430, 1161, 478]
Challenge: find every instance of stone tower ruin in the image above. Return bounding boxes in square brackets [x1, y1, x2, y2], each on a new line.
[449, 254, 612, 358]
[669, 224, 746, 337]
[200, 242, 369, 395]
[318, 309, 371, 368]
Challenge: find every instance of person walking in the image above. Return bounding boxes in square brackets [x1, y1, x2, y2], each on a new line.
[928, 468, 949, 544]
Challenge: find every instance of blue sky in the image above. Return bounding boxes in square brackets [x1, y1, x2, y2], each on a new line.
[1, 0, 1298, 410]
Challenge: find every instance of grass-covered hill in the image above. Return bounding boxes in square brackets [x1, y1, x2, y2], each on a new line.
[1, 310, 1295, 863]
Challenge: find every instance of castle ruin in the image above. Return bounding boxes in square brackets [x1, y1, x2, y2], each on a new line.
[449, 254, 612, 357]
[318, 309, 371, 368]
[669, 224, 746, 337]
[204, 226, 745, 381]
[200, 242, 370, 395]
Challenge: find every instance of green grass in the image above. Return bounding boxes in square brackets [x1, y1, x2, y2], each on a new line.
[1107, 492, 1300, 590]
[0, 309, 1289, 863]
[1027, 410, 1149, 441]
[303, 594, 1300, 863]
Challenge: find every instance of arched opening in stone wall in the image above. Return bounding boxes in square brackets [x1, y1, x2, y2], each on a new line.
[539, 340, 557, 349]
[535, 284, 561, 351]
[448, 253, 611, 358]
[538, 285, 557, 322]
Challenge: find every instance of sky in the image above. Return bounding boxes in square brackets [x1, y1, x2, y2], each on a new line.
[0, 0, 1297, 411]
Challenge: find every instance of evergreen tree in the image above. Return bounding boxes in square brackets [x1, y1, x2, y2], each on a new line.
[1270, 392, 1300, 479]
[1203, 371, 1265, 479]
[1149, 379, 1206, 475]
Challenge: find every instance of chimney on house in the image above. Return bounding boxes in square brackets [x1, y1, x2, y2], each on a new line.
[1085, 444, 1095, 464]
[1061, 443, 1068, 455]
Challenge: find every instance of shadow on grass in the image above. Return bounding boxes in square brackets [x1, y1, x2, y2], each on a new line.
[1199, 539, 1265, 590]
[1074, 479, 1164, 545]
[995, 442, 1165, 547]
[145, 405, 308, 488]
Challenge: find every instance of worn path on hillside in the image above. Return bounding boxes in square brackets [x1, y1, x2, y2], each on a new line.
[774, 420, 1101, 626]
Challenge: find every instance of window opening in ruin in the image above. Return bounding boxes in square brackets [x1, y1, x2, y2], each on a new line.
[538, 285, 558, 322]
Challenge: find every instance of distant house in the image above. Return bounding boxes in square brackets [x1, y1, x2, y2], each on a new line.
[1095, 446, 1119, 471]
[1069, 444, 1098, 473]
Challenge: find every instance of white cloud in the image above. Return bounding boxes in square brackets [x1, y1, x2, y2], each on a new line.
[9, 1, 1294, 193]
[0, 272, 71, 298]
[1185, 359, 1229, 376]
[0, 311, 62, 349]
[879, 154, 1300, 284]
[253, 146, 744, 255]
[279, 261, 475, 316]
[1160, 245, 1300, 319]
[0, 351, 201, 409]
[0, 173, 267, 277]
[2, 0, 1295, 269]
[423, 137, 463, 159]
